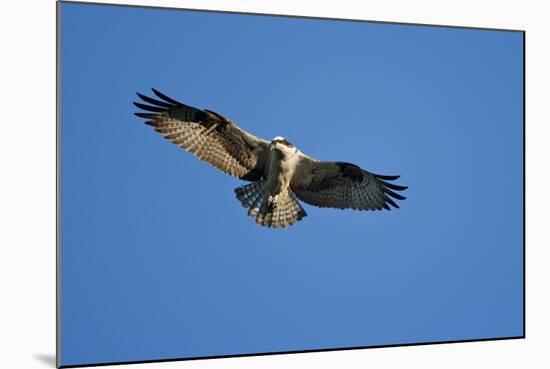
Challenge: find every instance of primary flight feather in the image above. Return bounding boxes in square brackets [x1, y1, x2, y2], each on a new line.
[134, 89, 408, 228]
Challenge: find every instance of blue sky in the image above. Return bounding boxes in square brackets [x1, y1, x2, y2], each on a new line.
[59, 2, 524, 366]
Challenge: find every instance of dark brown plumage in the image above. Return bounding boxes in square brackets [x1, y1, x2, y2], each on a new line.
[134, 88, 270, 181]
[134, 89, 408, 228]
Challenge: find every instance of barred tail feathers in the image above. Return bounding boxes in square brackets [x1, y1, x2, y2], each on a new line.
[235, 180, 265, 210]
[234, 183, 307, 228]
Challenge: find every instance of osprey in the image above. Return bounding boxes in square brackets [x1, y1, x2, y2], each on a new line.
[134, 89, 407, 228]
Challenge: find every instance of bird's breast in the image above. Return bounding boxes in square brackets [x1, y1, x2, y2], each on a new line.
[266, 150, 299, 191]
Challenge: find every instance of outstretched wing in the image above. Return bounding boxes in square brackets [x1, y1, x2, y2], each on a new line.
[291, 157, 407, 211]
[134, 89, 270, 181]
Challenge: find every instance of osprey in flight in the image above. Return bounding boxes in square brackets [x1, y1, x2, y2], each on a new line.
[134, 89, 407, 228]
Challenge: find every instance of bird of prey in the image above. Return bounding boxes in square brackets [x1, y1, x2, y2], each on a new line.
[134, 89, 407, 228]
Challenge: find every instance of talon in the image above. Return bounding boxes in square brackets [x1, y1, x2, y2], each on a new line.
[268, 194, 279, 205]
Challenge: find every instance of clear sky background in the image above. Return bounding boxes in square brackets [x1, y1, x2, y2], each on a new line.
[59, 2, 524, 366]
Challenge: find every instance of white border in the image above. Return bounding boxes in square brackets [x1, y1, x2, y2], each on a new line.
[1, 1, 548, 368]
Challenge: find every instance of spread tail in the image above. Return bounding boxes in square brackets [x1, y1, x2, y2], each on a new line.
[234, 182, 307, 228]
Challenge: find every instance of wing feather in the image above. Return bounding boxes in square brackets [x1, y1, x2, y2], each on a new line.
[291, 157, 407, 211]
[134, 89, 270, 181]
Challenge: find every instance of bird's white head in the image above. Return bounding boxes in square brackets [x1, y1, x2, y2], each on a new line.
[270, 136, 298, 156]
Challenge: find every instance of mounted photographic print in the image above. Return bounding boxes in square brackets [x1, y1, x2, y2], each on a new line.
[57, 1, 525, 367]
